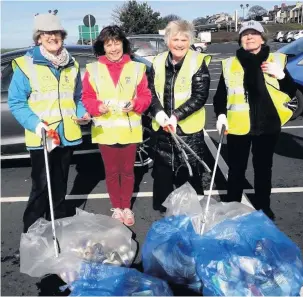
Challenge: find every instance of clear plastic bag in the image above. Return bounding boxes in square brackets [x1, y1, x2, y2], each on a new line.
[162, 182, 253, 234]
[162, 182, 203, 218]
[20, 208, 137, 282]
[66, 263, 173, 296]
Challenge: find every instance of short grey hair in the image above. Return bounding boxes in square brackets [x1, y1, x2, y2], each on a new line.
[164, 20, 194, 45]
[32, 30, 67, 45]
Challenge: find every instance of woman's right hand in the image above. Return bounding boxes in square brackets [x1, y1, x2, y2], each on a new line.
[99, 103, 109, 115]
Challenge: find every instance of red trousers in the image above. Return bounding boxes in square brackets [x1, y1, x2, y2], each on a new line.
[99, 144, 137, 209]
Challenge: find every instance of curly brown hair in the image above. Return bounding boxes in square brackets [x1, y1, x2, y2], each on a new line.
[93, 25, 131, 57]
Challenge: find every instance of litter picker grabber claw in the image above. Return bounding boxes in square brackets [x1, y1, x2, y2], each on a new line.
[166, 125, 211, 173]
[200, 124, 226, 235]
[42, 128, 60, 258]
[167, 125, 193, 177]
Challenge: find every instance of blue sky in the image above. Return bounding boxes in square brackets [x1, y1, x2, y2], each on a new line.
[1, 0, 299, 48]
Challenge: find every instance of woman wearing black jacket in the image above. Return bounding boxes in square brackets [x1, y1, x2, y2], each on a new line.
[148, 20, 211, 213]
[213, 21, 297, 220]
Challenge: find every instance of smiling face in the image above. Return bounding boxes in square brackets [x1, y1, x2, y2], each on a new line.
[104, 38, 123, 62]
[168, 32, 190, 61]
[241, 29, 264, 54]
[38, 31, 63, 55]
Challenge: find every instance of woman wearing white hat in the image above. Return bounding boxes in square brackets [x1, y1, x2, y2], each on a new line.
[213, 20, 297, 220]
[8, 12, 90, 232]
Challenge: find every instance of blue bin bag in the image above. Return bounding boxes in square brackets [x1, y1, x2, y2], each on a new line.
[68, 263, 173, 296]
[142, 215, 203, 293]
[192, 211, 303, 296]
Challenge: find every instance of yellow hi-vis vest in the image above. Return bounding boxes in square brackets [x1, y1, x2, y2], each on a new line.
[151, 50, 211, 134]
[12, 56, 82, 147]
[222, 53, 293, 135]
[86, 61, 145, 145]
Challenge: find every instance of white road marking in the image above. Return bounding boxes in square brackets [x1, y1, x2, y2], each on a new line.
[203, 129, 253, 208]
[210, 73, 221, 75]
[208, 68, 222, 70]
[2, 187, 303, 203]
[211, 79, 220, 81]
[282, 125, 303, 129]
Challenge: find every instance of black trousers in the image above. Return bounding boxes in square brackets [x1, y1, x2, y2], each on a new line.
[223, 133, 279, 211]
[23, 147, 73, 232]
[152, 161, 204, 212]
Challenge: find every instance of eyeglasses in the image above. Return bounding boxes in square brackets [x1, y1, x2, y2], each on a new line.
[41, 31, 62, 37]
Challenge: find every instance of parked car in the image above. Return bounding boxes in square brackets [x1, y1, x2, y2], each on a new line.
[277, 37, 303, 119]
[193, 42, 208, 53]
[1, 45, 154, 166]
[273, 31, 285, 42]
[293, 30, 303, 40]
[283, 31, 295, 43]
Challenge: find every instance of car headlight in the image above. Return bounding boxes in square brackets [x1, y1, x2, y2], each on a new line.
[298, 59, 303, 66]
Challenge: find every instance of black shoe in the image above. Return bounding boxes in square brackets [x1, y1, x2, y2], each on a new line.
[263, 208, 276, 221]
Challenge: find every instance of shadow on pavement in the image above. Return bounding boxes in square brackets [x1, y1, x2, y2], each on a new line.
[131, 165, 150, 208]
[36, 274, 70, 296]
[275, 131, 303, 160]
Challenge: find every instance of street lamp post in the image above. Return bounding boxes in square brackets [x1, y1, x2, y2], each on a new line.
[240, 4, 249, 20]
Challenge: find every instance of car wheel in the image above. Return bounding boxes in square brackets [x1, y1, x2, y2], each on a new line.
[287, 38, 292, 43]
[288, 90, 303, 120]
[278, 37, 283, 42]
[134, 116, 153, 167]
[196, 46, 203, 53]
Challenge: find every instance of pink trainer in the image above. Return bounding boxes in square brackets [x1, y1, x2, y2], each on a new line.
[123, 208, 135, 226]
[111, 208, 124, 223]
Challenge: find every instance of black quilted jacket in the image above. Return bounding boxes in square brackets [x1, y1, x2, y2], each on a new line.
[148, 51, 211, 170]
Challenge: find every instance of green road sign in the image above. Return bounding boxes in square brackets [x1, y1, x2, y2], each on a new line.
[78, 25, 99, 41]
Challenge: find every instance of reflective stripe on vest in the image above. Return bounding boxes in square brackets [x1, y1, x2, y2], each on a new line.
[222, 53, 292, 135]
[86, 60, 145, 145]
[12, 55, 82, 147]
[152, 50, 211, 134]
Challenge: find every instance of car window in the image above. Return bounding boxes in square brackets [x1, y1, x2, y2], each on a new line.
[129, 38, 158, 57]
[277, 38, 303, 56]
[73, 55, 97, 79]
[1, 64, 13, 95]
[158, 40, 168, 53]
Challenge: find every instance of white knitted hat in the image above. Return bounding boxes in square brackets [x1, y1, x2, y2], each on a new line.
[34, 13, 66, 32]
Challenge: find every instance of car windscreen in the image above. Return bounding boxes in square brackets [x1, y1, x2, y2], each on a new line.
[277, 38, 303, 56]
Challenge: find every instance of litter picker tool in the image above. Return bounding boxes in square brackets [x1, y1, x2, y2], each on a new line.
[200, 125, 226, 235]
[166, 126, 211, 173]
[173, 131, 211, 173]
[42, 128, 60, 258]
[167, 125, 193, 177]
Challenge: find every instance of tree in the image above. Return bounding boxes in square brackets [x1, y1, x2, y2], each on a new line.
[247, 5, 267, 20]
[158, 14, 181, 29]
[193, 17, 207, 28]
[112, 0, 161, 34]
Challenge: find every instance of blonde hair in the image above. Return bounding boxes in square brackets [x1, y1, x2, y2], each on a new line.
[164, 20, 194, 45]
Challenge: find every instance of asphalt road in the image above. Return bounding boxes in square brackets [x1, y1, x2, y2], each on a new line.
[1, 42, 303, 296]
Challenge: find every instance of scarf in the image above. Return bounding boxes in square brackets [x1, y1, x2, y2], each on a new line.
[236, 45, 270, 97]
[39, 45, 70, 68]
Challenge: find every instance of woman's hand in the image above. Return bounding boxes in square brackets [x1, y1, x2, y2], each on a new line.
[261, 62, 285, 80]
[122, 100, 134, 113]
[99, 103, 109, 115]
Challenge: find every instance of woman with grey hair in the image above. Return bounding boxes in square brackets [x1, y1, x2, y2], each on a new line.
[148, 20, 211, 213]
[213, 21, 297, 220]
[8, 12, 90, 232]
